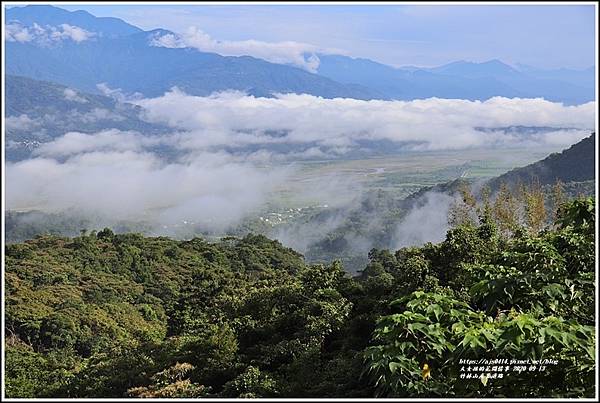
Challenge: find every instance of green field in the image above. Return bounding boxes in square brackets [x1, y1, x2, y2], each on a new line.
[265, 146, 563, 208]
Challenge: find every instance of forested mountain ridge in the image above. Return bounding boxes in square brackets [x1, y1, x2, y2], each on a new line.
[399, 133, 596, 202]
[487, 133, 595, 191]
[5, 196, 595, 398]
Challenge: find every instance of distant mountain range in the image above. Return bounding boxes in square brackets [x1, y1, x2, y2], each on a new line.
[5, 5, 595, 104]
[5, 6, 379, 100]
[317, 56, 595, 104]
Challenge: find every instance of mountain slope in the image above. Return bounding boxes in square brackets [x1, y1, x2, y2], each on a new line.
[487, 133, 596, 190]
[5, 75, 171, 161]
[5, 6, 380, 100]
[400, 134, 596, 201]
[6, 4, 142, 37]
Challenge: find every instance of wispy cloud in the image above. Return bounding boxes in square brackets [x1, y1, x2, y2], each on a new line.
[5, 22, 95, 44]
[7, 134, 288, 232]
[148, 28, 346, 72]
[392, 191, 455, 249]
[32, 129, 156, 158]
[6, 114, 41, 131]
[63, 88, 88, 103]
[5, 22, 33, 42]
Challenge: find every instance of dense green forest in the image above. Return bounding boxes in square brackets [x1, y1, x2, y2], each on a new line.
[4, 182, 596, 397]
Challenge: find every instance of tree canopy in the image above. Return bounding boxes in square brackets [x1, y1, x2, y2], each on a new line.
[4, 196, 596, 398]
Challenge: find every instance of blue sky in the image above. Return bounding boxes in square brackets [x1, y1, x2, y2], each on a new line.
[41, 3, 598, 69]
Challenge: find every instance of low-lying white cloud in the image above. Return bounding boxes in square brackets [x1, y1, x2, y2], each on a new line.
[135, 89, 595, 156]
[148, 28, 343, 72]
[6, 22, 32, 42]
[63, 88, 88, 103]
[392, 192, 456, 249]
[77, 108, 126, 123]
[6, 89, 595, 242]
[6, 114, 41, 131]
[5, 21, 95, 44]
[96, 83, 143, 103]
[33, 130, 154, 158]
[7, 136, 288, 232]
[6, 109, 126, 138]
[54, 24, 93, 43]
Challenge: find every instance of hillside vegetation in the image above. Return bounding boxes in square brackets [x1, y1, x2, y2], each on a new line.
[5, 195, 595, 398]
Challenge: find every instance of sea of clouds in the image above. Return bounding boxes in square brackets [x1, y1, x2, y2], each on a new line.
[5, 89, 596, 236]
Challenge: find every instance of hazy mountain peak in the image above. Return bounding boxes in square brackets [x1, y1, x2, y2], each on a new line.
[482, 58, 514, 67]
[6, 4, 142, 38]
[433, 59, 517, 75]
